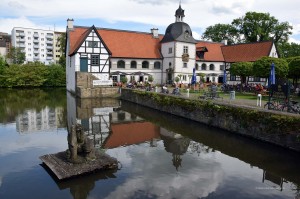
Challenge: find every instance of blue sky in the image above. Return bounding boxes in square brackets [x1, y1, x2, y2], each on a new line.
[1, 0, 300, 43]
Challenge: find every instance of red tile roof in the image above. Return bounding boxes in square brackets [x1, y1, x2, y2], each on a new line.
[68, 26, 163, 59]
[221, 41, 273, 63]
[103, 122, 160, 149]
[196, 41, 225, 62]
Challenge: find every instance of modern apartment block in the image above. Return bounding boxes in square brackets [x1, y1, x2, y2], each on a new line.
[11, 27, 64, 65]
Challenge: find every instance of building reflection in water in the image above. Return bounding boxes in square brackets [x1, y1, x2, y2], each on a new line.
[67, 93, 195, 172]
[16, 106, 64, 133]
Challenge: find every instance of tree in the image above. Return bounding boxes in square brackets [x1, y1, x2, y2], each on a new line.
[202, 12, 293, 45]
[58, 32, 66, 67]
[232, 12, 292, 44]
[202, 23, 241, 45]
[277, 42, 300, 58]
[6, 47, 26, 64]
[44, 64, 66, 87]
[288, 56, 300, 85]
[253, 57, 288, 80]
[229, 62, 253, 84]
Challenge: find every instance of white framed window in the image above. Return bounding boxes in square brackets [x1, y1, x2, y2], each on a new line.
[91, 55, 100, 65]
[183, 46, 188, 54]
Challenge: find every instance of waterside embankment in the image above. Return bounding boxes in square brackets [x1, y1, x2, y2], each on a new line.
[121, 89, 300, 152]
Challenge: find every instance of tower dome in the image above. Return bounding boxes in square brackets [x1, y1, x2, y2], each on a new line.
[161, 5, 197, 44]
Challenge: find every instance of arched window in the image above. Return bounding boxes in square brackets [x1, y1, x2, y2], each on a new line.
[195, 63, 199, 70]
[209, 64, 215, 70]
[169, 62, 172, 67]
[201, 63, 207, 70]
[131, 61, 137, 68]
[117, 60, 125, 68]
[154, 61, 161, 69]
[142, 61, 149, 69]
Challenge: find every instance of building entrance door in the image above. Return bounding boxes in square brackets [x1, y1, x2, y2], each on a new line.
[80, 57, 88, 72]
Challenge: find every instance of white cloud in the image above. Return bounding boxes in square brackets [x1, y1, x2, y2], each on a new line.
[0, 16, 64, 34]
[0, 0, 300, 40]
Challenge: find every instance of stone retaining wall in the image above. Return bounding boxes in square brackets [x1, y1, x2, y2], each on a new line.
[121, 89, 300, 152]
[75, 72, 119, 98]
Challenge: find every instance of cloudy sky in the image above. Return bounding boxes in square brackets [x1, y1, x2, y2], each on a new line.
[1, 0, 300, 43]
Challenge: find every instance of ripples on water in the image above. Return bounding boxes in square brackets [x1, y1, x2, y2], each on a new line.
[0, 88, 299, 199]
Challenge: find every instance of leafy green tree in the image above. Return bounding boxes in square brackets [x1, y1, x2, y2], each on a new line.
[44, 64, 66, 87]
[288, 56, 300, 85]
[58, 32, 66, 67]
[277, 42, 300, 58]
[2, 62, 48, 87]
[0, 55, 7, 85]
[253, 57, 288, 80]
[229, 62, 253, 84]
[202, 23, 241, 45]
[58, 56, 66, 67]
[197, 73, 205, 83]
[232, 12, 292, 44]
[6, 47, 26, 64]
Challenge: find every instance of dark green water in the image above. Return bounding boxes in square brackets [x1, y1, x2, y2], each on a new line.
[0, 88, 299, 199]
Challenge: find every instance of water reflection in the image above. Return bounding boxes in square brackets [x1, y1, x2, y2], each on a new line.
[0, 89, 299, 199]
[16, 107, 64, 133]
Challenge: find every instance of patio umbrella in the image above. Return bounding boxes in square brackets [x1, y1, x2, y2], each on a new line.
[223, 70, 227, 84]
[110, 71, 129, 75]
[191, 68, 196, 85]
[269, 63, 276, 87]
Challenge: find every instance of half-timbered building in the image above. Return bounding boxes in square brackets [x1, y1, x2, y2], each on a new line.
[66, 5, 279, 93]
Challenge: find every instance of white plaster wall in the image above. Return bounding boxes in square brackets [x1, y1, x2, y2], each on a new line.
[269, 43, 278, 58]
[66, 55, 76, 93]
[110, 58, 163, 84]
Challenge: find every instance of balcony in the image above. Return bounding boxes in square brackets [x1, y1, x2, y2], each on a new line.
[33, 57, 39, 60]
[17, 38, 25, 42]
[46, 56, 53, 60]
[33, 50, 39, 53]
[18, 44, 26, 48]
[33, 45, 39, 48]
[33, 33, 39, 37]
[46, 40, 53, 44]
[33, 39, 39, 43]
[46, 34, 53, 39]
[46, 51, 52, 55]
[17, 32, 25, 37]
[46, 46, 53, 49]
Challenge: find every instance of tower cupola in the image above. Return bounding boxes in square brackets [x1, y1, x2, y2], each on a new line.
[175, 5, 185, 22]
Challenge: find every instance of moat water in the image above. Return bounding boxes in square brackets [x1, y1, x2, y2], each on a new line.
[0, 88, 299, 199]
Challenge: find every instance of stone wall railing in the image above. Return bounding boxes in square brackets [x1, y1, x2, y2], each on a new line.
[121, 89, 300, 152]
